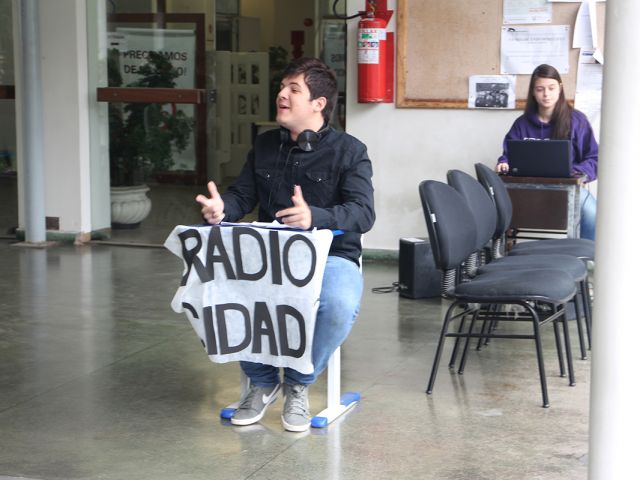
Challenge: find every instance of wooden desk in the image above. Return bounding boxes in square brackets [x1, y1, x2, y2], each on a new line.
[501, 176, 583, 238]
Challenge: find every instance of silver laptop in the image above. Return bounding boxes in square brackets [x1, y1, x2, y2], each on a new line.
[506, 140, 573, 178]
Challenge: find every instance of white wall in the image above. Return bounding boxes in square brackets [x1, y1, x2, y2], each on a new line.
[345, 0, 520, 251]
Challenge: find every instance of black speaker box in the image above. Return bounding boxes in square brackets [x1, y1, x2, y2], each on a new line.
[398, 237, 440, 299]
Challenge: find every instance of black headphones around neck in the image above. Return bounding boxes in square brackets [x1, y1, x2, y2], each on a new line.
[280, 125, 330, 152]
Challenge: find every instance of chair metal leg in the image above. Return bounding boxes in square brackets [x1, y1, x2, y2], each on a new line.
[427, 301, 459, 394]
[475, 317, 489, 351]
[552, 316, 566, 378]
[572, 292, 587, 360]
[526, 304, 549, 408]
[561, 309, 576, 386]
[458, 309, 480, 374]
[580, 280, 592, 349]
[484, 314, 499, 346]
[476, 304, 496, 350]
[448, 314, 468, 368]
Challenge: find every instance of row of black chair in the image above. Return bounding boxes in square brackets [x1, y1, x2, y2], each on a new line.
[475, 163, 595, 348]
[449, 168, 592, 359]
[419, 164, 595, 407]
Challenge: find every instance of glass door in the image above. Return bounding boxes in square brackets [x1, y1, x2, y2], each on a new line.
[100, 11, 209, 186]
[97, 1, 217, 244]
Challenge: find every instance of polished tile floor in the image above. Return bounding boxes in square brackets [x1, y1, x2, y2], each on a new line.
[0, 237, 590, 480]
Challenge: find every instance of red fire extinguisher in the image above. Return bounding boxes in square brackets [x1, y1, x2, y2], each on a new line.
[357, 12, 387, 103]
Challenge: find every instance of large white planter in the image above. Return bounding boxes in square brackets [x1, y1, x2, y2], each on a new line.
[110, 185, 152, 228]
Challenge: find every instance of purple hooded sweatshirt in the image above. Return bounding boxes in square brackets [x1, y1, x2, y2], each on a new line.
[497, 109, 598, 182]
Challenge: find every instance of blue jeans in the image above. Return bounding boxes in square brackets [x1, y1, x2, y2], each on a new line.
[580, 187, 597, 241]
[240, 255, 363, 387]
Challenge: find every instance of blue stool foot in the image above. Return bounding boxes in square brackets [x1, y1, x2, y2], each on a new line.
[341, 391, 360, 406]
[311, 391, 360, 428]
[220, 407, 237, 420]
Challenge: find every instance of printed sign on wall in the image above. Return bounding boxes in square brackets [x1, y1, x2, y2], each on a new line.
[165, 224, 334, 374]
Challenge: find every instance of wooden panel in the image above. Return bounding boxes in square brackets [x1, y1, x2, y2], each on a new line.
[96, 87, 206, 104]
[501, 175, 583, 186]
[508, 188, 568, 231]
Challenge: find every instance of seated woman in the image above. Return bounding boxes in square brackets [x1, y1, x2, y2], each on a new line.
[495, 64, 598, 240]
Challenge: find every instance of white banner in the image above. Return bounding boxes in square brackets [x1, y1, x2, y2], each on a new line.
[165, 223, 334, 374]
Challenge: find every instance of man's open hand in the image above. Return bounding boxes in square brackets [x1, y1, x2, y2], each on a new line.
[275, 185, 312, 230]
[195, 181, 225, 224]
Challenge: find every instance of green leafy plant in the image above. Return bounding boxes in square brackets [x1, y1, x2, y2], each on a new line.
[108, 50, 194, 186]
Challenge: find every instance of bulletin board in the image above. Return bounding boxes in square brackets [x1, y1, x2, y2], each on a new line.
[396, 0, 605, 108]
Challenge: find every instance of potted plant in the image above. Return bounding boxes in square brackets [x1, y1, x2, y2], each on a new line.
[108, 50, 194, 228]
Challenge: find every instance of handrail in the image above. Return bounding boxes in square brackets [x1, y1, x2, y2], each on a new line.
[96, 87, 206, 104]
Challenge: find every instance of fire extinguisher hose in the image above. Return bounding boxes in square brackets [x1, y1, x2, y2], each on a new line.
[332, 0, 364, 20]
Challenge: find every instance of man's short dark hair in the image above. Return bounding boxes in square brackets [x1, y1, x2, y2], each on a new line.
[282, 57, 338, 123]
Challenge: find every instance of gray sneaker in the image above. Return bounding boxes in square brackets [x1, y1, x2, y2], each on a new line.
[231, 383, 280, 426]
[281, 383, 311, 432]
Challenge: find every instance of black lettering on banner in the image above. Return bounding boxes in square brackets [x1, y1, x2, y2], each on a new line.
[181, 302, 199, 319]
[207, 227, 236, 280]
[269, 230, 283, 285]
[233, 227, 267, 281]
[277, 305, 306, 358]
[178, 228, 209, 284]
[216, 303, 251, 354]
[202, 306, 218, 355]
[283, 234, 316, 287]
[251, 302, 278, 355]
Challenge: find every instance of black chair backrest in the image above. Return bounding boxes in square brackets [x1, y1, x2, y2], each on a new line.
[419, 180, 477, 271]
[474, 163, 513, 238]
[447, 169, 497, 251]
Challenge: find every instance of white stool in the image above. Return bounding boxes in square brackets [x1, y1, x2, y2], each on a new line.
[219, 347, 360, 428]
[309, 346, 360, 428]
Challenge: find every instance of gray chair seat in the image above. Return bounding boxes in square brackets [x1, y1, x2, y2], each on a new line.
[478, 253, 587, 281]
[456, 268, 576, 303]
[510, 240, 595, 259]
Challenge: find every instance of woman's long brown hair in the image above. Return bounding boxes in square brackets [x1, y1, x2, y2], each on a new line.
[525, 64, 572, 139]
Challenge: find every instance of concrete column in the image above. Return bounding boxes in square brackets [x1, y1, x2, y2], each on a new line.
[38, 0, 93, 240]
[589, 1, 640, 478]
[18, 0, 46, 242]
